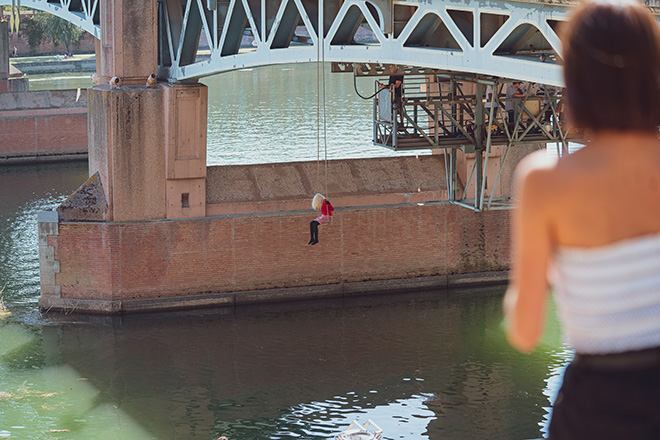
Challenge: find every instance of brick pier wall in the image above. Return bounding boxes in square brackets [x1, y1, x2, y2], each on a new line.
[40, 202, 510, 313]
[38, 155, 515, 313]
[0, 89, 88, 163]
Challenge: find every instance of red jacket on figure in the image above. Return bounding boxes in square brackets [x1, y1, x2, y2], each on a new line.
[321, 199, 334, 217]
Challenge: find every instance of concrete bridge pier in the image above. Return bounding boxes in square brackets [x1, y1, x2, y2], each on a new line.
[0, 20, 27, 92]
[86, 0, 208, 222]
[38, 0, 211, 311]
[0, 21, 8, 84]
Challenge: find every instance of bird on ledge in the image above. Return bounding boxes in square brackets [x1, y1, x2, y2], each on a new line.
[109, 76, 122, 89]
[146, 73, 157, 88]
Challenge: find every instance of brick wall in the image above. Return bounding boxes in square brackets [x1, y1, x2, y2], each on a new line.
[0, 89, 88, 161]
[49, 202, 510, 310]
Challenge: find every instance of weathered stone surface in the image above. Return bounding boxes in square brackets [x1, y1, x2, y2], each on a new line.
[57, 172, 109, 221]
[206, 155, 449, 204]
[87, 86, 166, 221]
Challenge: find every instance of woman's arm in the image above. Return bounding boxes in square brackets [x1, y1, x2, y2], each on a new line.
[504, 152, 555, 353]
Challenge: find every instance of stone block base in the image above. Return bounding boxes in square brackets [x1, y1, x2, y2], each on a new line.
[38, 271, 508, 314]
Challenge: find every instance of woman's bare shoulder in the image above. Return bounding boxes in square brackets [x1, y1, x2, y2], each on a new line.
[514, 150, 559, 193]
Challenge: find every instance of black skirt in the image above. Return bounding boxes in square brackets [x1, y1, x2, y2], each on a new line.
[549, 347, 660, 439]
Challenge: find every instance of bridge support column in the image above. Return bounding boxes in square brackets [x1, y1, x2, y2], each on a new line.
[0, 21, 9, 83]
[97, 0, 158, 85]
[0, 20, 28, 93]
[85, 0, 207, 221]
[87, 85, 167, 221]
[87, 84, 208, 222]
[163, 83, 208, 219]
[455, 143, 540, 202]
[473, 82, 486, 206]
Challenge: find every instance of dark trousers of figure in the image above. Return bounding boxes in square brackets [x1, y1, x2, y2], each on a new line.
[309, 221, 320, 245]
[394, 96, 404, 128]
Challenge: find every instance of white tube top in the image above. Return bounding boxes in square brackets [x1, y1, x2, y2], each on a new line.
[552, 232, 660, 354]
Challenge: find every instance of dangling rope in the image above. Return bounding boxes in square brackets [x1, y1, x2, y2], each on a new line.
[321, 29, 328, 198]
[316, 26, 321, 189]
[316, 22, 329, 197]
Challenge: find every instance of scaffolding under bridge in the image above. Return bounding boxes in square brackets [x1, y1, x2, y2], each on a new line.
[335, 63, 581, 212]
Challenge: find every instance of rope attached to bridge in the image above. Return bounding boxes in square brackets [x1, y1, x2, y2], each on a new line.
[316, 22, 329, 197]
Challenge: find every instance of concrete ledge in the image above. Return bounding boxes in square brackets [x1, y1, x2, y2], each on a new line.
[0, 89, 87, 111]
[235, 284, 346, 305]
[0, 107, 87, 118]
[39, 296, 121, 314]
[206, 155, 453, 216]
[0, 153, 88, 165]
[39, 271, 508, 314]
[12, 59, 97, 74]
[448, 271, 510, 288]
[340, 275, 450, 296]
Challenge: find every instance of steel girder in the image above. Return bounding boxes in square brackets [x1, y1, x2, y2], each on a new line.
[0, 0, 100, 38]
[160, 0, 568, 85]
[2, 0, 569, 85]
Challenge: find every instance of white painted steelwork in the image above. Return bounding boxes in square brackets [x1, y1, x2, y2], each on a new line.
[0, 0, 100, 38]
[1, 0, 570, 85]
[159, 0, 567, 85]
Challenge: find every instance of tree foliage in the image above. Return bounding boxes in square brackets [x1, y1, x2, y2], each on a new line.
[29, 11, 85, 54]
[24, 15, 45, 49]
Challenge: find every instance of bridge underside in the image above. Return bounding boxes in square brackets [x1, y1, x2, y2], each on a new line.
[159, 0, 565, 85]
[0, 0, 567, 84]
[341, 65, 576, 210]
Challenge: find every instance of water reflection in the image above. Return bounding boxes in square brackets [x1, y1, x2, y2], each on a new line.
[538, 345, 573, 437]
[27, 73, 93, 91]
[201, 64, 422, 165]
[1, 289, 568, 439]
[0, 162, 88, 317]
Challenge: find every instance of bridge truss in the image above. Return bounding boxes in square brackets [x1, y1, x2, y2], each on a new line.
[155, 0, 573, 210]
[0, 0, 100, 37]
[159, 0, 566, 85]
[0, 0, 567, 84]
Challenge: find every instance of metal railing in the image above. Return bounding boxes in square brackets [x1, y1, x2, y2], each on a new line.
[372, 73, 577, 211]
[374, 75, 569, 151]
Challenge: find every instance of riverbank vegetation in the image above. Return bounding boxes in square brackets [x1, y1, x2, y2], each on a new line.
[2, 7, 93, 56]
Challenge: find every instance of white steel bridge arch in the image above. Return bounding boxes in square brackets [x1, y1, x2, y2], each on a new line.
[0, 0, 100, 38]
[161, 0, 568, 86]
[0, 0, 575, 86]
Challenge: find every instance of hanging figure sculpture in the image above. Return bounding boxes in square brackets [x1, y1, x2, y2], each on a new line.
[308, 193, 334, 245]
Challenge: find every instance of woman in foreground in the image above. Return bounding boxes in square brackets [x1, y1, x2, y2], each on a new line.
[504, 0, 660, 438]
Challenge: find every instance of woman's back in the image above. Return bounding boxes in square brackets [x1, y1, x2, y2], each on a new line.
[505, 2, 660, 437]
[527, 131, 660, 249]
